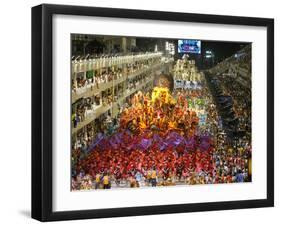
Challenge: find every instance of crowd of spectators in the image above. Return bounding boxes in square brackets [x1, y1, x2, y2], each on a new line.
[71, 47, 252, 190]
[72, 57, 161, 95]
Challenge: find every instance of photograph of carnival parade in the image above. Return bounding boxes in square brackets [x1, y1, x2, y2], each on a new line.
[71, 35, 252, 190]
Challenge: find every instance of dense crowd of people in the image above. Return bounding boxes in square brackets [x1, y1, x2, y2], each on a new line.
[72, 56, 161, 95]
[72, 72, 153, 129]
[72, 84, 251, 190]
[207, 45, 251, 148]
[72, 87, 213, 190]
[71, 47, 252, 191]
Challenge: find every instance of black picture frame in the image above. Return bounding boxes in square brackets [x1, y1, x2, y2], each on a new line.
[32, 4, 274, 222]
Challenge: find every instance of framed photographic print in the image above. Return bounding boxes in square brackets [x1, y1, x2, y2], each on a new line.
[31, 4, 274, 221]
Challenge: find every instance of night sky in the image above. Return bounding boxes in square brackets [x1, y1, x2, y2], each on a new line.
[201, 41, 250, 62]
